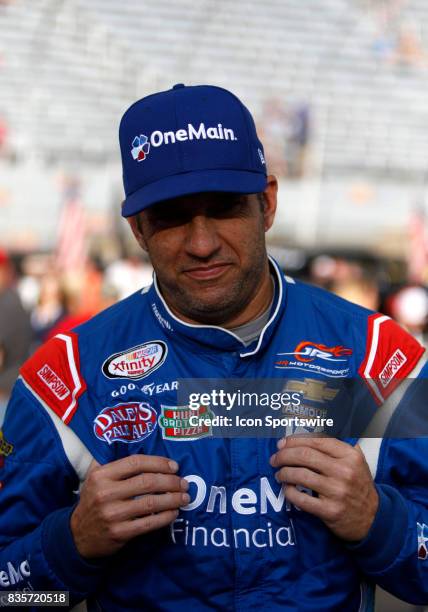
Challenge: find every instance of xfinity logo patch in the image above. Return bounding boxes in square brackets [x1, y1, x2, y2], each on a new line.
[102, 341, 167, 380]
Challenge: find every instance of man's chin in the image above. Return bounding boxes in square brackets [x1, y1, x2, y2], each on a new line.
[173, 292, 244, 325]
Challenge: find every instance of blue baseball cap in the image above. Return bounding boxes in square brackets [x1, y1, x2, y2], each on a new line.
[119, 84, 267, 217]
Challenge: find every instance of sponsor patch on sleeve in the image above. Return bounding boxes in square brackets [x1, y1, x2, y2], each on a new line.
[359, 314, 425, 404]
[0, 431, 13, 459]
[20, 332, 86, 424]
[418, 522, 428, 560]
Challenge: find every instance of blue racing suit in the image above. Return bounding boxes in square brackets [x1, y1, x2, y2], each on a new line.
[1, 257, 428, 611]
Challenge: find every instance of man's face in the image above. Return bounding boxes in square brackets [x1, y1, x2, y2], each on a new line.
[128, 176, 277, 326]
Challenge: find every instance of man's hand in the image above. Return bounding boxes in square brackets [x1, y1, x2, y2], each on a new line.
[270, 436, 378, 542]
[70, 455, 189, 559]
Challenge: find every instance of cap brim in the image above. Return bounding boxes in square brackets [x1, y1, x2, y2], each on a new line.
[121, 169, 267, 217]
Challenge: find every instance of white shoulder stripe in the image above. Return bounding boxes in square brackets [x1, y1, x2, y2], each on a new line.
[359, 355, 427, 478]
[20, 376, 94, 482]
[358, 438, 383, 478]
[285, 275, 295, 284]
[363, 315, 390, 378]
[55, 334, 83, 423]
[362, 355, 427, 438]
[361, 315, 391, 403]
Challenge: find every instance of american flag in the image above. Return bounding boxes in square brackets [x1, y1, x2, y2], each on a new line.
[55, 177, 88, 272]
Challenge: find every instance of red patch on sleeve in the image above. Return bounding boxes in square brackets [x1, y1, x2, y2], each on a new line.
[358, 313, 425, 404]
[20, 332, 86, 424]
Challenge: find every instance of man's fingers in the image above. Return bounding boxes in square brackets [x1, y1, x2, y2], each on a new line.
[126, 491, 189, 519]
[102, 491, 188, 523]
[275, 466, 333, 496]
[277, 435, 351, 458]
[93, 454, 179, 481]
[113, 473, 188, 501]
[118, 509, 180, 541]
[270, 446, 334, 475]
[283, 484, 325, 517]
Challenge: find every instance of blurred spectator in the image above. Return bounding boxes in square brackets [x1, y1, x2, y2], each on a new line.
[310, 255, 364, 290]
[394, 25, 427, 70]
[309, 255, 380, 310]
[45, 272, 98, 339]
[407, 207, 428, 284]
[0, 118, 8, 155]
[0, 249, 32, 419]
[30, 273, 66, 345]
[331, 277, 380, 311]
[285, 103, 311, 178]
[386, 285, 428, 347]
[258, 99, 288, 176]
[75, 257, 104, 315]
[104, 255, 153, 300]
[99, 281, 120, 310]
[259, 99, 311, 178]
[16, 253, 52, 313]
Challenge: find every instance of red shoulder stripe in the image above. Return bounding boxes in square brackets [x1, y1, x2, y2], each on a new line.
[358, 313, 425, 404]
[20, 332, 86, 424]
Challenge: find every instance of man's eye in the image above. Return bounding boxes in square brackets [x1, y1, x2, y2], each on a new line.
[148, 209, 187, 226]
[211, 197, 246, 217]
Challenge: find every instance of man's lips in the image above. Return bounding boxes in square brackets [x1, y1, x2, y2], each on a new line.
[183, 263, 232, 280]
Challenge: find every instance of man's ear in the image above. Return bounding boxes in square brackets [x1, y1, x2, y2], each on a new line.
[127, 214, 148, 252]
[263, 175, 278, 232]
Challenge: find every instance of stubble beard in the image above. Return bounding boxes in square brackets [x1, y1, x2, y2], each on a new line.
[157, 244, 269, 326]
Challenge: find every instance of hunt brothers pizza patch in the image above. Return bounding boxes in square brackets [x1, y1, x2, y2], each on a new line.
[159, 405, 213, 441]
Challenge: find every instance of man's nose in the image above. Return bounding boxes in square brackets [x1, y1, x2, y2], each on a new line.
[185, 215, 221, 259]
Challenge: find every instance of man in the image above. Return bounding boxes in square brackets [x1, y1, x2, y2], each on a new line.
[0, 248, 32, 421]
[0, 84, 428, 611]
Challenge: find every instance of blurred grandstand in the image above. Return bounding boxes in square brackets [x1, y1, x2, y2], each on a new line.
[1, 0, 428, 258]
[1, 4, 428, 610]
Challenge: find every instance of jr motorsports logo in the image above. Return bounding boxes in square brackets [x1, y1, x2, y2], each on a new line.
[102, 341, 167, 380]
[275, 341, 353, 378]
[159, 405, 213, 441]
[131, 134, 150, 162]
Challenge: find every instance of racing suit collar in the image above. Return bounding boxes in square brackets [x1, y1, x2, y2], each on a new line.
[147, 256, 287, 356]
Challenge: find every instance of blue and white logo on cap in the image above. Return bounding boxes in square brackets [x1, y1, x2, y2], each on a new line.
[131, 134, 150, 162]
[120, 84, 268, 216]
